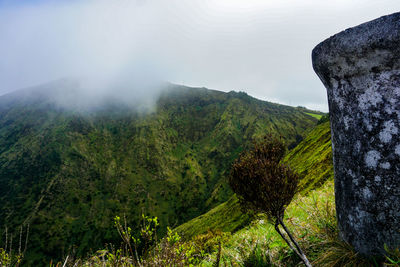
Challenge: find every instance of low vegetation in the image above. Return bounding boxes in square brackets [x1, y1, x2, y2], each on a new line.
[2, 117, 400, 266]
[283, 119, 333, 194]
[228, 135, 311, 266]
[0, 85, 318, 264]
[305, 113, 323, 120]
[4, 180, 397, 266]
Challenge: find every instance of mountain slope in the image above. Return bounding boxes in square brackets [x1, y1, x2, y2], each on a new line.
[0, 82, 318, 264]
[283, 118, 333, 193]
[175, 120, 332, 239]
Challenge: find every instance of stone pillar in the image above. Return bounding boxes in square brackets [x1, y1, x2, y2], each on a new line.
[312, 12, 400, 256]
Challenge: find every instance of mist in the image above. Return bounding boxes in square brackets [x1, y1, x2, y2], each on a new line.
[0, 0, 399, 111]
[0, 0, 170, 109]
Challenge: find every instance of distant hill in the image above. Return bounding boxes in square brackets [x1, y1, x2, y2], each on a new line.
[0, 81, 318, 264]
[295, 106, 326, 120]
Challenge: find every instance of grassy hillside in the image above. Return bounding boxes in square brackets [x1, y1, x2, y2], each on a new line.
[295, 106, 325, 120]
[0, 82, 318, 264]
[174, 195, 251, 240]
[203, 180, 336, 266]
[175, 120, 332, 240]
[305, 112, 323, 120]
[40, 118, 392, 266]
[283, 119, 333, 193]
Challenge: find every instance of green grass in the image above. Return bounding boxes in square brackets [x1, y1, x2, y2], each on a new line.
[172, 120, 335, 266]
[40, 116, 394, 266]
[201, 181, 336, 266]
[284, 121, 332, 193]
[305, 112, 323, 120]
[176, 121, 333, 241]
[44, 177, 394, 266]
[174, 195, 251, 240]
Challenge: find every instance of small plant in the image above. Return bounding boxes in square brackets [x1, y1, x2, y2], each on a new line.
[0, 248, 12, 267]
[191, 229, 230, 255]
[0, 225, 28, 267]
[166, 227, 181, 245]
[295, 184, 385, 267]
[111, 214, 205, 266]
[229, 135, 311, 267]
[385, 245, 400, 266]
[114, 213, 159, 264]
[242, 243, 272, 267]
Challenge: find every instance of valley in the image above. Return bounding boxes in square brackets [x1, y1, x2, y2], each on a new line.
[0, 82, 319, 264]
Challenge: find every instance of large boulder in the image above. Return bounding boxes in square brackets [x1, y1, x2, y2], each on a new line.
[312, 12, 400, 255]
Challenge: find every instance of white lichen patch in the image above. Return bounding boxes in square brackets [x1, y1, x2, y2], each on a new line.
[347, 169, 356, 178]
[331, 78, 339, 90]
[379, 71, 392, 81]
[373, 111, 380, 118]
[346, 169, 359, 185]
[384, 99, 397, 116]
[380, 162, 391, 169]
[343, 116, 351, 130]
[333, 87, 345, 110]
[354, 207, 368, 229]
[395, 145, 400, 156]
[377, 212, 385, 222]
[363, 187, 373, 199]
[395, 87, 400, 96]
[365, 150, 381, 168]
[374, 176, 381, 182]
[358, 87, 383, 111]
[354, 141, 361, 153]
[380, 131, 393, 143]
[385, 105, 394, 115]
[379, 120, 398, 143]
[363, 118, 373, 131]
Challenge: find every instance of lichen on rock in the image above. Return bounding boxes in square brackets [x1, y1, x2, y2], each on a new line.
[312, 12, 400, 256]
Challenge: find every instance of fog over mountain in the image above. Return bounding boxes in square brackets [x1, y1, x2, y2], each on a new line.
[0, 0, 399, 111]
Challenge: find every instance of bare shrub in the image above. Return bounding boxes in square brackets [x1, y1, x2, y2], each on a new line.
[229, 135, 311, 267]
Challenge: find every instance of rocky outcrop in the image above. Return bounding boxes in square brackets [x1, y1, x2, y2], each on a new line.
[312, 12, 400, 255]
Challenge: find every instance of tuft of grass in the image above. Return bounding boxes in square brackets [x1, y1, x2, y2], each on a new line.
[278, 181, 380, 267]
[242, 243, 274, 267]
[313, 241, 374, 267]
[385, 246, 400, 266]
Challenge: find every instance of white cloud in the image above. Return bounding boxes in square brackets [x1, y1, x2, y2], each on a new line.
[0, 0, 399, 111]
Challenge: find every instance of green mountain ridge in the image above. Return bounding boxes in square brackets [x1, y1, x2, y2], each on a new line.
[0, 82, 318, 264]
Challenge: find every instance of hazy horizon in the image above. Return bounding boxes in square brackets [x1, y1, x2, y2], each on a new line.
[1, 0, 399, 112]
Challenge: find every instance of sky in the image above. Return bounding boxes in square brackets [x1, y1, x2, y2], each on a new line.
[0, 0, 399, 111]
